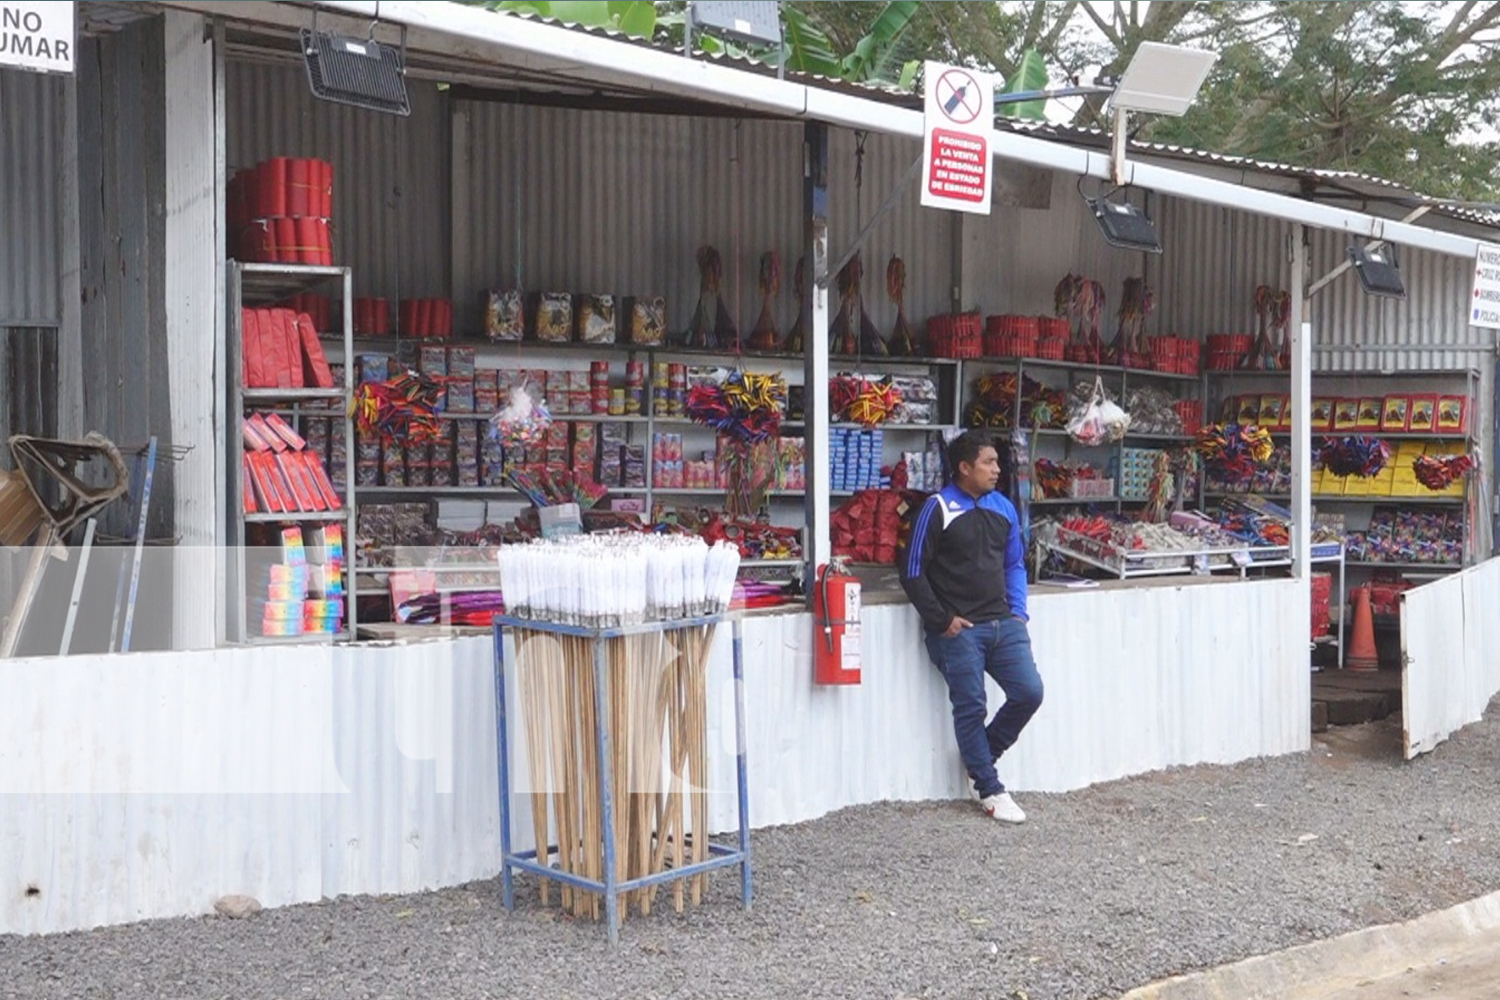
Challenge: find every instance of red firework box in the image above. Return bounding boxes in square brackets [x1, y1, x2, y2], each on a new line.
[398, 298, 454, 339]
[228, 157, 335, 265]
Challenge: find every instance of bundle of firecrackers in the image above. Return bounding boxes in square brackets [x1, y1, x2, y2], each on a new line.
[685, 370, 786, 443]
[1412, 452, 1476, 491]
[691, 510, 803, 561]
[1194, 423, 1275, 481]
[1316, 435, 1391, 478]
[1243, 285, 1293, 371]
[352, 371, 446, 445]
[1110, 277, 1156, 366]
[1124, 386, 1184, 436]
[1345, 509, 1463, 566]
[829, 374, 903, 428]
[1212, 498, 1291, 548]
[832, 488, 918, 565]
[1033, 459, 1107, 500]
[1055, 273, 1108, 362]
[505, 466, 607, 511]
[964, 372, 1067, 430]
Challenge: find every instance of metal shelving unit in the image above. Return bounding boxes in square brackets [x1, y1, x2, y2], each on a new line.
[226, 262, 357, 645]
[306, 338, 964, 620]
[955, 355, 1206, 520]
[1203, 367, 1479, 573]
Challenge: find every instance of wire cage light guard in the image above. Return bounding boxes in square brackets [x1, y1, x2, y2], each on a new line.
[492, 613, 751, 944]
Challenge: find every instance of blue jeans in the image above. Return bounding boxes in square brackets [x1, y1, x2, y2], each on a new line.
[924, 617, 1044, 798]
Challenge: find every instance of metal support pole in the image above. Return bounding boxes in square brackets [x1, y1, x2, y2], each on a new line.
[593, 637, 619, 945]
[803, 122, 831, 590]
[59, 519, 97, 656]
[494, 622, 515, 911]
[1290, 225, 1313, 580]
[732, 617, 751, 910]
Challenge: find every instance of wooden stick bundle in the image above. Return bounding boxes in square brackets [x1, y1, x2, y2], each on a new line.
[514, 624, 717, 922]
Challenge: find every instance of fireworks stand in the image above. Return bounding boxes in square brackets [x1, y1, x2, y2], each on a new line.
[491, 535, 751, 943]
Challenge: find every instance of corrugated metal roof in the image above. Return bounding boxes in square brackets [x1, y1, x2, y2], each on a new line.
[999, 121, 1500, 230]
[466, 6, 1500, 232]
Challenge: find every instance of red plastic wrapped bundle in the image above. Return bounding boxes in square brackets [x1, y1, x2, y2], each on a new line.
[927, 312, 983, 359]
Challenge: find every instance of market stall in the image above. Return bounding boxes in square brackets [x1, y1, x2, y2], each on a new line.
[4, 0, 1499, 939]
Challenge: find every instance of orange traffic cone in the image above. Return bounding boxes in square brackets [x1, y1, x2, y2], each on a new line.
[1346, 585, 1379, 672]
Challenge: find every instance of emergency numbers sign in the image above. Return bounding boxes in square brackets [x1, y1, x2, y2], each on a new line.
[920, 60, 995, 215]
[1471, 242, 1500, 330]
[0, 2, 74, 75]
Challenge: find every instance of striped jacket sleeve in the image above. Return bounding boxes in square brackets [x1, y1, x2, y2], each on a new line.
[899, 494, 951, 631]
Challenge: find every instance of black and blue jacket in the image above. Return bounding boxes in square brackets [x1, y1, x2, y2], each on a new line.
[899, 484, 1029, 632]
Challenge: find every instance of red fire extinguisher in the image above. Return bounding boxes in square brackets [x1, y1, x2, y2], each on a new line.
[813, 559, 861, 685]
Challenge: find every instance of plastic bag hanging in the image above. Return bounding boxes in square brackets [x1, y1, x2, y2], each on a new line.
[1066, 376, 1109, 446]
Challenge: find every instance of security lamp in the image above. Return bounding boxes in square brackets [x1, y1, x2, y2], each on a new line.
[301, 26, 411, 117]
[1083, 188, 1162, 254]
[1347, 242, 1406, 299]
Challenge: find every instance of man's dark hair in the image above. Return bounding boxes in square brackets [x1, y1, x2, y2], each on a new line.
[947, 430, 997, 472]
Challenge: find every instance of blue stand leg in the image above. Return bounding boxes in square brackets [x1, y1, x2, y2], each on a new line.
[733, 618, 752, 910]
[493, 621, 514, 912]
[594, 638, 619, 945]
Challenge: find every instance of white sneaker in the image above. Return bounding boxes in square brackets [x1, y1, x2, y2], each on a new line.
[980, 792, 1026, 824]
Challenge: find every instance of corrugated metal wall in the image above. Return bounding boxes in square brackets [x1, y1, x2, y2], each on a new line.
[962, 171, 1145, 317]
[1, 636, 500, 935]
[1154, 196, 1289, 337]
[451, 105, 952, 340]
[5, 577, 1309, 934]
[225, 58, 449, 305]
[0, 68, 63, 326]
[1400, 556, 1500, 758]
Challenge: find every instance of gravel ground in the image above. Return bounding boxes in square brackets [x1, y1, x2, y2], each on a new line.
[5, 698, 1500, 1000]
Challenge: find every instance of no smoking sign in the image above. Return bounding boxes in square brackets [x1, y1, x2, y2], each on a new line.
[921, 61, 994, 215]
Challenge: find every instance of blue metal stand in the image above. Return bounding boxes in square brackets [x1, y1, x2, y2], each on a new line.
[492, 613, 751, 944]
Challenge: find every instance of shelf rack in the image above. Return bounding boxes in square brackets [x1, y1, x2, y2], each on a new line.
[304, 340, 967, 606]
[226, 262, 357, 645]
[1202, 366, 1479, 574]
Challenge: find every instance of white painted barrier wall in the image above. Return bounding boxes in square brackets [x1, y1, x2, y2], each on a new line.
[1401, 556, 1500, 758]
[1, 577, 1308, 936]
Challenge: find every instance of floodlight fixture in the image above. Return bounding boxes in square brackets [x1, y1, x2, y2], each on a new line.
[1110, 42, 1218, 117]
[301, 19, 410, 117]
[1081, 181, 1162, 254]
[1347, 241, 1406, 300]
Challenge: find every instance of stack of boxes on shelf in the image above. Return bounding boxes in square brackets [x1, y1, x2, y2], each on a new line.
[899, 446, 946, 492]
[649, 434, 807, 493]
[830, 428, 885, 492]
[1113, 448, 1165, 501]
[1314, 440, 1466, 499]
[242, 307, 337, 391]
[242, 413, 343, 515]
[651, 362, 688, 417]
[257, 525, 346, 637]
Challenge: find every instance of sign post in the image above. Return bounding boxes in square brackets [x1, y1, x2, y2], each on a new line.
[1470, 242, 1500, 330]
[920, 60, 995, 216]
[0, 1, 74, 75]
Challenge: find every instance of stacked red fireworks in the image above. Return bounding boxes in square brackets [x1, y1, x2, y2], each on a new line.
[228, 157, 335, 266]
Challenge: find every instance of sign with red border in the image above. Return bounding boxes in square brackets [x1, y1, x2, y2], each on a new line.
[920, 61, 994, 215]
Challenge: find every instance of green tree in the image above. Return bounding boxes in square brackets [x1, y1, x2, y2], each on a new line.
[779, 1, 1500, 200]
